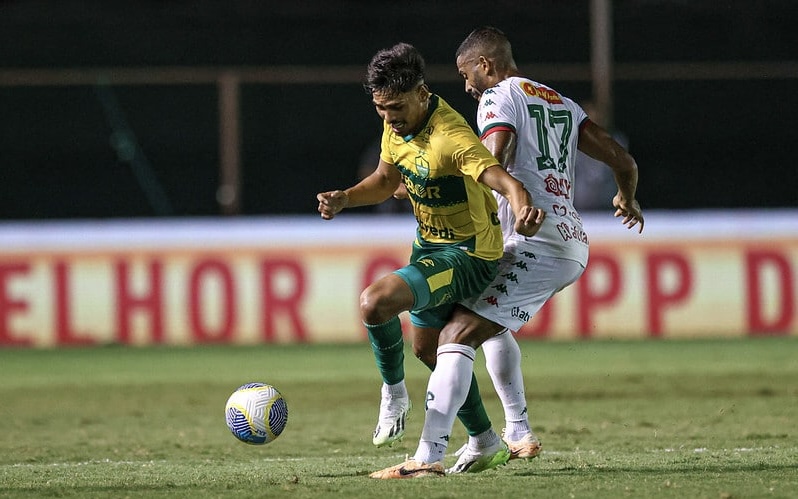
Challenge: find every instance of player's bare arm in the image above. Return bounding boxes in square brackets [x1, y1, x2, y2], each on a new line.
[577, 120, 644, 233]
[481, 128, 517, 168]
[481, 128, 545, 237]
[317, 159, 402, 220]
[478, 164, 545, 237]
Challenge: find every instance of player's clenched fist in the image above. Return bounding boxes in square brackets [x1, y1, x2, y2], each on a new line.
[317, 190, 349, 220]
[514, 205, 546, 237]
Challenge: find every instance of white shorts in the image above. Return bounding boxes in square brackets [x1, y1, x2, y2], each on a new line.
[459, 240, 585, 333]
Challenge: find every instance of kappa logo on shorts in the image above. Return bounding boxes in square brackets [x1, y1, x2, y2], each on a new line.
[521, 251, 537, 260]
[501, 271, 519, 283]
[513, 261, 529, 271]
[484, 296, 499, 307]
[492, 283, 509, 295]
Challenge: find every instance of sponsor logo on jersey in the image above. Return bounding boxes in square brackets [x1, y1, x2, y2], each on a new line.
[484, 111, 498, 120]
[405, 177, 440, 199]
[555, 222, 589, 244]
[544, 173, 571, 198]
[520, 81, 563, 104]
[417, 218, 457, 240]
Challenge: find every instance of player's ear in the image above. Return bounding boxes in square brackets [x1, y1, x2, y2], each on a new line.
[418, 84, 431, 103]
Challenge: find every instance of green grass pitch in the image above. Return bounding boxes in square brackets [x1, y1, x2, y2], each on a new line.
[1, 337, 796, 498]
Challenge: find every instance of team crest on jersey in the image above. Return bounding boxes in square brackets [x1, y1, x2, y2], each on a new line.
[415, 153, 430, 177]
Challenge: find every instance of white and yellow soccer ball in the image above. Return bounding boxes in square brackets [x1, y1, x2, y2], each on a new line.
[224, 382, 288, 445]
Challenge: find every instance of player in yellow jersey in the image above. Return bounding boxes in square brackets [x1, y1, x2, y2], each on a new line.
[371, 27, 644, 479]
[317, 43, 544, 474]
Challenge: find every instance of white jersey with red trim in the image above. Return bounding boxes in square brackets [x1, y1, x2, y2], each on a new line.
[477, 76, 589, 265]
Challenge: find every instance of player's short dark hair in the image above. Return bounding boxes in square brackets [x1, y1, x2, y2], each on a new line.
[456, 26, 513, 63]
[364, 42, 426, 96]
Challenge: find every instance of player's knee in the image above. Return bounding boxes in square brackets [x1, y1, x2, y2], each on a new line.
[359, 287, 394, 324]
[439, 307, 499, 348]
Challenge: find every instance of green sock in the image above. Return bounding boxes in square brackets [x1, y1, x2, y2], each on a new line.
[365, 317, 404, 385]
[456, 373, 492, 436]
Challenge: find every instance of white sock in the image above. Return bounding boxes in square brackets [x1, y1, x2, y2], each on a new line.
[383, 379, 407, 399]
[413, 343, 475, 464]
[482, 330, 531, 441]
[468, 428, 501, 451]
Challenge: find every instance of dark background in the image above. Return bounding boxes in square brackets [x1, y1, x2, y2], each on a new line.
[1, 0, 796, 219]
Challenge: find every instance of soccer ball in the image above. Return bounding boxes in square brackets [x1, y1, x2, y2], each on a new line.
[224, 382, 288, 445]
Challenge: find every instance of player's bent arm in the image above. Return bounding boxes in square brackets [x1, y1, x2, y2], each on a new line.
[317, 159, 402, 220]
[345, 159, 403, 207]
[319, 160, 400, 209]
[577, 120, 644, 232]
[481, 128, 517, 168]
[478, 165, 544, 237]
[577, 121, 639, 206]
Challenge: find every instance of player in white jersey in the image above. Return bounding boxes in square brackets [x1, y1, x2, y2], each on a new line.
[370, 26, 643, 478]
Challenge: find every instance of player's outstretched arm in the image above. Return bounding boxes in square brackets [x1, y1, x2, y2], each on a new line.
[316, 159, 402, 220]
[577, 120, 644, 233]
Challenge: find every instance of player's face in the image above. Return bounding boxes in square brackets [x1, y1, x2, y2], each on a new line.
[372, 85, 430, 137]
[456, 54, 491, 101]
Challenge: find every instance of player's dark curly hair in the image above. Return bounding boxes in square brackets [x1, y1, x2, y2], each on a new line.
[456, 26, 514, 66]
[364, 42, 426, 95]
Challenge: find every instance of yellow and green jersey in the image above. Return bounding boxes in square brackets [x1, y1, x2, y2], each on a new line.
[379, 95, 503, 260]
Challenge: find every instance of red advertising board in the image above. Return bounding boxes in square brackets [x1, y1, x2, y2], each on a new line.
[0, 213, 795, 347]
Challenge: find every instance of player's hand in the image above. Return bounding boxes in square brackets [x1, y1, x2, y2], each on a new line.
[317, 190, 349, 220]
[612, 194, 644, 233]
[514, 205, 546, 237]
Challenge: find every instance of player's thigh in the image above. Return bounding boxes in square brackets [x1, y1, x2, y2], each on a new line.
[395, 246, 498, 329]
[461, 252, 584, 332]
